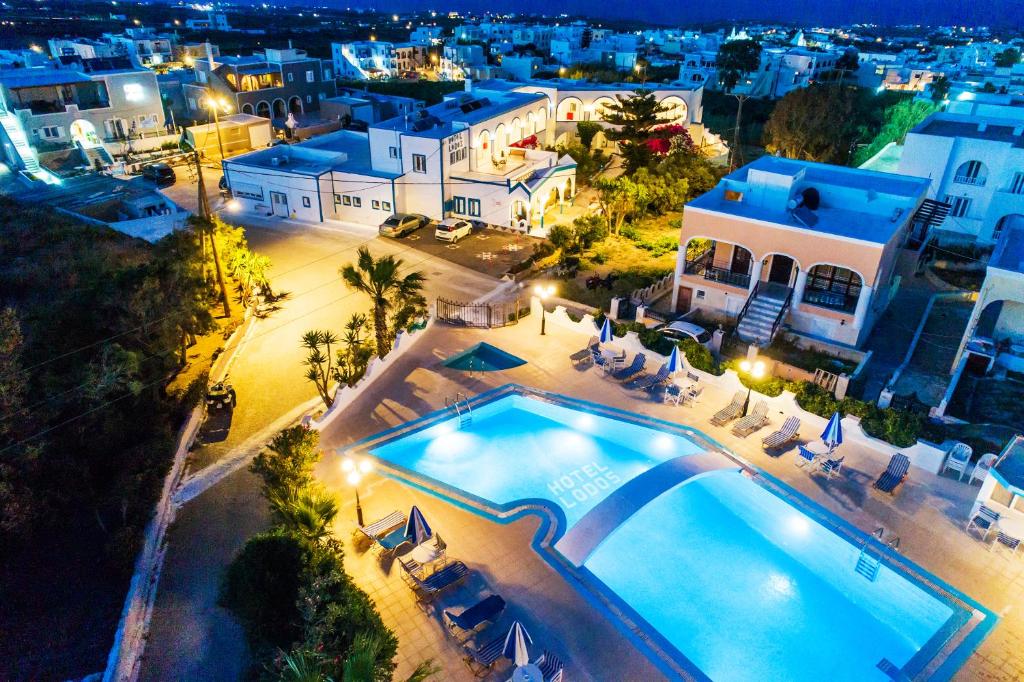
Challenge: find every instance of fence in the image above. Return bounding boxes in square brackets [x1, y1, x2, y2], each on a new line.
[436, 297, 523, 328]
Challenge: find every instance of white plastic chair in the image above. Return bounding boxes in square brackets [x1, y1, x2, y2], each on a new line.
[942, 442, 973, 481]
[969, 453, 998, 486]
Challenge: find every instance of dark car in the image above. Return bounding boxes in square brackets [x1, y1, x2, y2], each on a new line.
[142, 163, 176, 187]
[379, 213, 430, 238]
[205, 380, 236, 410]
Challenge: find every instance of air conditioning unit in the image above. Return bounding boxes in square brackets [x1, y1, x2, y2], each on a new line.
[270, 156, 286, 167]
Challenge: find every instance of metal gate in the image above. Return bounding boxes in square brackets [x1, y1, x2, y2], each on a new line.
[436, 297, 522, 328]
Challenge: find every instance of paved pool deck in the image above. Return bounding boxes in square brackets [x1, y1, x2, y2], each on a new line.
[315, 320, 1024, 681]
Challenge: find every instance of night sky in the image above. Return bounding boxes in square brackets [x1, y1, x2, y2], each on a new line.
[336, 0, 1023, 28]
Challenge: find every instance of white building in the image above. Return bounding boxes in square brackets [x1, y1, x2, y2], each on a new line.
[898, 112, 1024, 245]
[48, 38, 119, 61]
[224, 84, 575, 233]
[101, 27, 176, 67]
[332, 41, 397, 80]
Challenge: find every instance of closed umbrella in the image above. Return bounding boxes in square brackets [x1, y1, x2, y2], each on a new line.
[502, 620, 533, 667]
[598, 317, 613, 344]
[404, 505, 433, 546]
[666, 345, 683, 374]
[821, 411, 843, 454]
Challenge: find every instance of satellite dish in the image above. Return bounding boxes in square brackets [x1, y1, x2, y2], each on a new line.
[801, 187, 820, 211]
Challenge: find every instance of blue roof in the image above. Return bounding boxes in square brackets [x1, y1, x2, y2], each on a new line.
[687, 156, 930, 245]
[371, 88, 546, 139]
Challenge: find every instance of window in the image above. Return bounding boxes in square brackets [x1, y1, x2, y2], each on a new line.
[382, 201, 392, 211]
[412, 153, 427, 173]
[287, 72, 294, 82]
[954, 160, 986, 186]
[306, 70, 315, 82]
[302, 196, 311, 208]
[352, 196, 362, 207]
[372, 200, 381, 209]
[39, 125, 62, 139]
[453, 196, 466, 214]
[449, 146, 467, 164]
[944, 194, 972, 218]
[1010, 172, 1024, 195]
[234, 183, 264, 201]
[318, 92, 325, 101]
[324, 69, 332, 79]
[803, 264, 862, 312]
[389, 146, 399, 158]
[468, 198, 481, 217]
[340, 195, 352, 206]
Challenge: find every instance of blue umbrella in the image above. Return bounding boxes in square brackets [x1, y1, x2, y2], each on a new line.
[598, 318, 613, 343]
[404, 505, 433, 546]
[666, 345, 683, 374]
[821, 412, 843, 453]
[502, 620, 533, 667]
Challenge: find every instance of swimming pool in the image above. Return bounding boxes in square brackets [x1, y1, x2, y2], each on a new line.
[358, 385, 991, 680]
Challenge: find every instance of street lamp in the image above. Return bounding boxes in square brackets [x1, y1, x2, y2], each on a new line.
[739, 359, 766, 417]
[202, 94, 232, 167]
[534, 284, 555, 335]
[341, 456, 373, 526]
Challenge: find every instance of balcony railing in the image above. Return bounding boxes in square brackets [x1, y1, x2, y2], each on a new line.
[802, 288, 858, 313]
[953, 174, 986, 187]
[683, 256, 751, 289]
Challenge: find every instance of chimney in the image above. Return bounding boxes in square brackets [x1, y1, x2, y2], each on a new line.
[288, 39, 293, 50]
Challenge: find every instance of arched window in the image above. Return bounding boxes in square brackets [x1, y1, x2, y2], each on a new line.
[954, 160, 988, 186]
[994, 214, 1024, 242]
[803, 265, 863, 312]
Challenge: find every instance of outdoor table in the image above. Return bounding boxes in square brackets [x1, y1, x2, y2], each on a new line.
[996, 513, 1024, 540]
[409, 542, 443, 575]
[512, 663, 544, 682]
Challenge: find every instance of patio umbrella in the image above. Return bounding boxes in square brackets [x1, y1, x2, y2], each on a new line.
[598, 318, 614, 344]
[502, 620, 533, 667]
[666, 345, 683, 374]
[821, 411, 843, 454]
[404, 505, 433, 546]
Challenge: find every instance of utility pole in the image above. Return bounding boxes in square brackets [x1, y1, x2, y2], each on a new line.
[729, 93, 748, 171]
[191, 143, 231, 318]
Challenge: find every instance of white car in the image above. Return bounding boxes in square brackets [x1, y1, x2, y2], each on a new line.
[435, 219, 473, 243]
[655, 321, 713, 348]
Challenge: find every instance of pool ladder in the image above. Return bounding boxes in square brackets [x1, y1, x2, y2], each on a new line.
[446, 392, 473, 428]
[855, 527, 900, 582]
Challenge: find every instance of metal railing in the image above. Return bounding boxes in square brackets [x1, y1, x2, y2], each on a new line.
[769, 287, 794, 341]
[953, 174, 986, 187]
[736, 281, 761, 326]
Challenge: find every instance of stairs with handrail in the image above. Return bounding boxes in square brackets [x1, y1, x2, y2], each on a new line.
[0, 107, 41, 173]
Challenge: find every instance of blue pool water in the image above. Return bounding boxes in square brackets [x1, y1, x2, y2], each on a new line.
[585, 471, 953, 681]
[370, 394, 703, 529]
[364, 389, 976, 679]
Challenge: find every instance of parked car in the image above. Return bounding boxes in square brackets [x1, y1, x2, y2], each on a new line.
[379, 213, 430, 238]
[434, 218, 473, 243]
[655, 321, 713, 347]
[142, 162, 176, 187]
[205, 380, 236, 410]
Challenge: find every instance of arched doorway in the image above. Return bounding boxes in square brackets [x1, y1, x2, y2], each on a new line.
[510, 199, 528, 228]
[272, 98, 287, 118]
[993, 214, 1024, 242]
[69, 119, 101, 148]
[288, 96, 303, 115]
[256, 101, 271, 118]
[561, 177, 573, 203]
[241, 103, 254, 115]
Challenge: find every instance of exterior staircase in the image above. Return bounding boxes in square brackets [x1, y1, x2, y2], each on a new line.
[0, 108, 41, 173]
[78, 142, 114, 169]
[736, 282, 792, 346]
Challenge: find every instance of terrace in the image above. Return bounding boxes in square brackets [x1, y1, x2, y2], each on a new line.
[312, 316, 1024, 681]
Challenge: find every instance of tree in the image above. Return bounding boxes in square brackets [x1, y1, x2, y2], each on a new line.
[335, 313, 374, 387]
[834, 49, 860, 84]
[269, 487, 339, 547]
[575, 120, 602, 150]
[594, 176, 650, 234]
[995, 48, 1021, 68]
[716, 39, 762, 93]
[340, 247, 426, 358]
[250, 425, 322, 499]
[228, 247, 272, 309]
[188, 215, 231, 318]
[930, 75, 951, 103]
[764, 83, 862, 164]
[852, 97, 937, 166]
[342, 633, 438, 682]
[301, 329, 339, 408]
[601, 89, 672, 172]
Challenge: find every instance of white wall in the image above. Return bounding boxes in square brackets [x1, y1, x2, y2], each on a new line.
[223, 163, 323, 222]
[326, 170, 396, 223]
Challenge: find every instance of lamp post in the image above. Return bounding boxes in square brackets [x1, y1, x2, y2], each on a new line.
[341, 456, 373, 526]
[739, 359, 766, 417]
[202, 94, 231, 167]
[534, 284, 555, 335]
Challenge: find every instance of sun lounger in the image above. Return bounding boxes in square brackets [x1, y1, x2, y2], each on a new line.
[992, 530, 1021, 555]
[610, 353, 646, 382]
[710, 391, 746, 426]
[967, 505, 1000, 541]
[731, 401, 769, 437]
[358, 510, 405, 543]
[873, 453, 911, 495]
[403, 559, 469, 601]
[444, 594, 506, 641]
[795, 444, 822, 468]
[464, 632, 507, 676]
[375, 525, 411, 556]
[627, 364, 670, 391]
[569, 348, 593, 366]
[762, 416, 801, 450]
[534, 651, 565, 682]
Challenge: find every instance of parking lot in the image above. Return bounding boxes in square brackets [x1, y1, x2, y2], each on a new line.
[394, 225, 537, 278]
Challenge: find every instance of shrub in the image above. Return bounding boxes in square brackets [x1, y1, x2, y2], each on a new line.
[725, 359, 796, 396]
[220, 530, 308, 649]
[620, 225, 641, 241]
[679, 338, 722, 375]
[250, 426, 322, 499]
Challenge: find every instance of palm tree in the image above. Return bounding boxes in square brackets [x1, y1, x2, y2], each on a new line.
[302, 329, 339, 408]
[279, 649, 333, 682]
[342, 633, 438, 682]
[269, 487, 339, 546]
[340, 247, 425, 358]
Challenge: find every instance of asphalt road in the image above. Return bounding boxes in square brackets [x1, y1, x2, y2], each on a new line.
[139, 214, 501, 682]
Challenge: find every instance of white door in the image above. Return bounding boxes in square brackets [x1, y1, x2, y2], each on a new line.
[270, 191, 289, 217]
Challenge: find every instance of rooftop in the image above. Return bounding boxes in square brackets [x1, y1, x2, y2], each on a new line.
[371, 88, 546, 139]
[687, 156, 930, 245]
[913, 113, 1024, 147]
[989, 224, 1024, 275]
[226, 129, 398, 178]
[0, 67, 93, 88]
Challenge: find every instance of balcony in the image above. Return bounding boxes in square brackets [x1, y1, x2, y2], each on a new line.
[802, 287, 858, 313]
[953, 174, 986, 187]
[683, 254, 751, 289]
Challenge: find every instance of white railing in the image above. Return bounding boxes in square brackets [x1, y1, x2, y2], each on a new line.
[953, 174, 986, 187]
